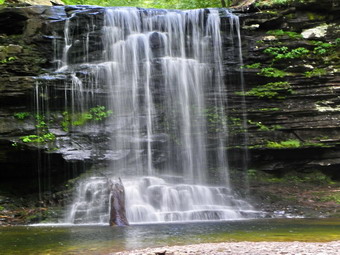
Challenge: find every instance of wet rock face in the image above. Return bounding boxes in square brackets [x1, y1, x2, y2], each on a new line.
[0, 3, 339, 197]
[229, 1, 340, 176]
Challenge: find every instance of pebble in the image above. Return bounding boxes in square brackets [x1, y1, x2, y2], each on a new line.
[112, 241, 340, 255]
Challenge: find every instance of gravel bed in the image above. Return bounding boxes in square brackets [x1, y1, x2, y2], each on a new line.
[112, 241, 340, 255]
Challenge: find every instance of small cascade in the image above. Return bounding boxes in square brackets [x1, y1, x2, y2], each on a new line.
[38, 7, 257, 224]
[69, 176, 256, 224]
[67, 177, 110, 224]
[124, 176, 255, 223]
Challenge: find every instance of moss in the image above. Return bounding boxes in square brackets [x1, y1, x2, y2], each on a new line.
[305, 68, 327, 78]
[236, 82, 292, 99]
[259, 107, 280, 111]
[266, 139, 301, 148]
[242, 63, 261, 69]
[249, 169, 334, 186]
[314, 192, 340, 204]
[306, 12, 327, 21]
[266, 30, 302, 39]
[258, 67, 287, 78]
[248, 120, 283, 131]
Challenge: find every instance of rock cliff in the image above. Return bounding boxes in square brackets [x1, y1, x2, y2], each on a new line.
[0, 2, 339, 221]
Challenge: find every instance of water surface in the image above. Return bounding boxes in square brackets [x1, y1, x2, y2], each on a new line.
[1, 218, 339, 254]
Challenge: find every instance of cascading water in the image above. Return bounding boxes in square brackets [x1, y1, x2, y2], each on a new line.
[44, 7, 257, 224]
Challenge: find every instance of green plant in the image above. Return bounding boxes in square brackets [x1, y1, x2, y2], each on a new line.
[266, 29, 302, 39]
[14, 112, 30, 120]
[258, 67, 287, 78]
[35, 114, 48, 129]
[247, 169, 257, 177]
[266, 139, 301, 148]
[0, 56, 17, 64]
[237, 82, 292, 99]
[89, 105, 113, 121]
[61, 106, 113, 131]
[248, 120, 270, 131]
[317, 193, 340, 203]
[20, 133, 56, 143]
[312, 42, 334, 55]
[264, 46, 309, 61]
[335, 38, 340, 46]
[305, 68, 327, 78]
[248, 120, 283, 131]
[242, 63, 261, 69]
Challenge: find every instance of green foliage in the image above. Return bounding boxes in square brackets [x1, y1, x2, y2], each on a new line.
[248, 120, 282, 131]
[286, 171, 334, 185]
[89, 105, 113, 121]
[258, 67, 287, 78]
[20, 133, 56, 143]
[266, 29, 302, 39]
[248, 169, 335, 188]
[62, 106, 113, 131]
[264, 46, 309, 61]
[242, 63, 261, 69]
[266, 139, 301, 148]
[335, 38, 340, 46]
[312, 41, 335, 55]
[237, 82, 292, 99]
[0, 56, 17, 64]
[315, 193, 340, 204]
[35, 114, 48, 129]
[71, 113, 93, 126]
[304, 68, 327, 78]
[14, 112, 30, 120]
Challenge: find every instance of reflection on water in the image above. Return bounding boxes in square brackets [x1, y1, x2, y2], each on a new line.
[0, 218, 339, 254]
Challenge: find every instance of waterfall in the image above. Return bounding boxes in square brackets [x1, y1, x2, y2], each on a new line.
[44, 7, 256, 224]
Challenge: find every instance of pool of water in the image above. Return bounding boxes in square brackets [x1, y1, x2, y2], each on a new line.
[1, 218, 339, 254]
